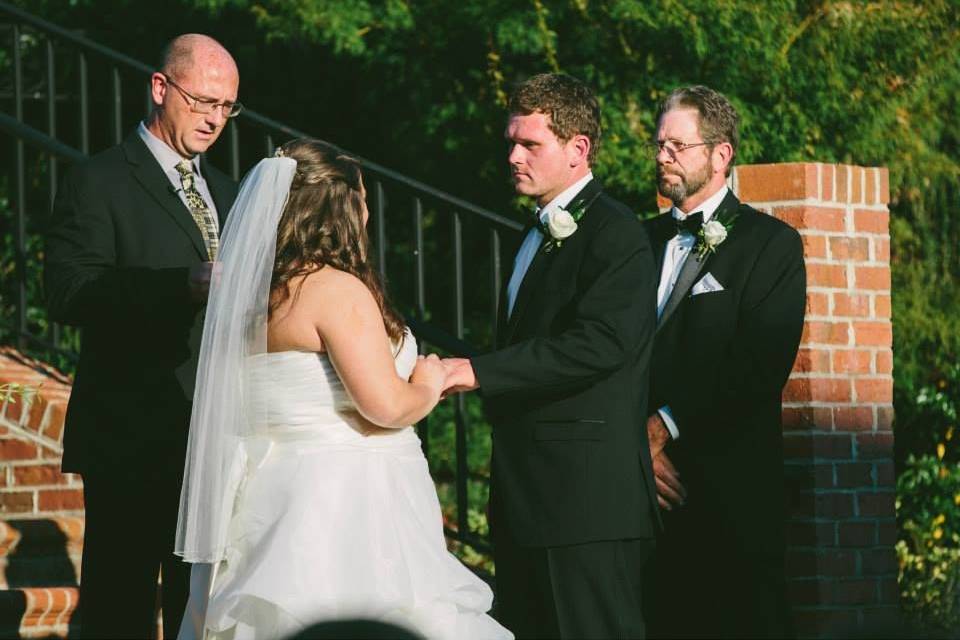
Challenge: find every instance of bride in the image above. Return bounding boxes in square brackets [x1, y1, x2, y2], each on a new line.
[175, 139, 512, 640]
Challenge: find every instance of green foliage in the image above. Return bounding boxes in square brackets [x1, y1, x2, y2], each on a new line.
[896, 365, 960, 633]
[0, 382, 41, 404]
[0, 153, 81, 375]
[897, 358, 960, 467]
[897, 453, 960, 633]
[221, 0, 414, 55]
[182, 0, 960, 202]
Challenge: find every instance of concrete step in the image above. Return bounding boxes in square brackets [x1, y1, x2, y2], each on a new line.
[0, 587, 77, 638]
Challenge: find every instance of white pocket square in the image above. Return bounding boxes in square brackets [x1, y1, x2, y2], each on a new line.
[691, 272, 724, 296]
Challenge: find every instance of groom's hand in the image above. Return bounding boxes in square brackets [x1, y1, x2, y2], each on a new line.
[440, 358, 479, 397]
[653, 450, 686, 511]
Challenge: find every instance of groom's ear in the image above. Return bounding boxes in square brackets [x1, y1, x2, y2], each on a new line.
[568, 134, 591, 167]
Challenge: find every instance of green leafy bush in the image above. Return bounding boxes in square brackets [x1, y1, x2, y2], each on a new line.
[896, 369, 960, 634]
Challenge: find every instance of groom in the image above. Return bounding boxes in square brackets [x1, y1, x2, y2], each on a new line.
[443, 73, 659, 639]
[642, 85, 805, 638]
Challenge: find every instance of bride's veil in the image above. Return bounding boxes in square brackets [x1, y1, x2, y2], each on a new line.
[175, 156, 298, 563]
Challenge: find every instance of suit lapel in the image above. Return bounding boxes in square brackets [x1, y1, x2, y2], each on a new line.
[648, 213, 675, 272]
[656, 190, 741, 332]
[504, 179, 602, 344]
[657, 246, 709, 330]
[496, 220, 534, 347]
[123, 133, 208, 260]
[504, 235, 553, 342]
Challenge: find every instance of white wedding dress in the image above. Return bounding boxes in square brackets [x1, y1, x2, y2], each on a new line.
[181, 330, 511, 640]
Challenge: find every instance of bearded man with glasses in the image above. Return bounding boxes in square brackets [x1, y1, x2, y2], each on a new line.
[45, 34, 240, 639]
[642, 85, 806, 638]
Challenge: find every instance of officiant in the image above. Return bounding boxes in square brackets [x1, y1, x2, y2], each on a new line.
[44, 34, 240, 639]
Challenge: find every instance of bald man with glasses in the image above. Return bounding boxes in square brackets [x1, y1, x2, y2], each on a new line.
[45, 34, 240, 638]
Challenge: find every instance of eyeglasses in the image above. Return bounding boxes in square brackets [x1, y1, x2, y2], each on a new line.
[163, 75, 243, 118]
[650, 139, 714, 158]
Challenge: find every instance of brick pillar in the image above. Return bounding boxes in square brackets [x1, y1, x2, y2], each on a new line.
[730, 163, 898, 637]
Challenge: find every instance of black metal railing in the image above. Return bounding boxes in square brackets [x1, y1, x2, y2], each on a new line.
[0, 0, 523, 557]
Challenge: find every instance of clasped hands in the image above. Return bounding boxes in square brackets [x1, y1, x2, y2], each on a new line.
[412, 355, 478, 399]
[439, 358, 478, 396]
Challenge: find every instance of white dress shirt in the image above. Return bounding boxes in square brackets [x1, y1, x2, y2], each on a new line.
[656, 184, 729, 439]
[137, 122, 220, 228]
[505, 172, 594, 317]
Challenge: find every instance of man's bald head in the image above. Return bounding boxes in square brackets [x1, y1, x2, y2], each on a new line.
[159, 34, 238, 82]
[148, 34, 240, 158]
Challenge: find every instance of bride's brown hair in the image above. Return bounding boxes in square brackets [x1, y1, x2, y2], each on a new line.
[270, 138, 404, 343]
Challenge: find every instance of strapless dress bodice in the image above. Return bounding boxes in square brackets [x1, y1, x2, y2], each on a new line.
[244, 328, 419, 442]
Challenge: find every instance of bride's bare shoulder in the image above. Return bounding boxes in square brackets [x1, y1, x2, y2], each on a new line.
[298, 267, 379, 315]
[300, 266, 368, 293]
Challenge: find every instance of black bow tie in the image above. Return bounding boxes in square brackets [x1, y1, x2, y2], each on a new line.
[675, 211, 704, 236]
[532, 208, 547, 234]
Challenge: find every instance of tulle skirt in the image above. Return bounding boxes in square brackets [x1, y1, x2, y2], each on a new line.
[195, 427, 511, 640]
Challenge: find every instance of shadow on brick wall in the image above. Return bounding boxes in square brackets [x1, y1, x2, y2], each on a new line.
[5, 520, 77, 588]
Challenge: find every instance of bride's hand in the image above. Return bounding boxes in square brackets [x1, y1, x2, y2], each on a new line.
[411, 353, 446, 400]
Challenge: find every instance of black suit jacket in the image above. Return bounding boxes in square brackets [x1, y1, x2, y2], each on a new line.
[645, 190, 805, 554]
[45, 131, 238, 477]
[472, 179, 660, 548]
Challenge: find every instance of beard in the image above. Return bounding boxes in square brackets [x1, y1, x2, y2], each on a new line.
[657, 162, 711, 205]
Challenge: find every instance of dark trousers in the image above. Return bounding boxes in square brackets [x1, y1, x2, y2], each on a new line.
[78, 470, 190, 639]
[646, 531, 792, 639]
[494, 533, 654, 640]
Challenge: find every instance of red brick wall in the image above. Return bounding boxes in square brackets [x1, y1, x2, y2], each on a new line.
[0, 348, 82, 638]
[731, 163, 898, 636]
[0, 348, 82, 518]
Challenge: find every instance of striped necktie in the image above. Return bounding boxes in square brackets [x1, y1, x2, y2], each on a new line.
[175, 159, 219, 260]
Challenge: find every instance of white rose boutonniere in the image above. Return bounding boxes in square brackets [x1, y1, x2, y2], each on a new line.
[694, 215, 738, 259]
[538, 198, 590, 253]
[702, 219, 728, 246]
[547, 209, 578, 240]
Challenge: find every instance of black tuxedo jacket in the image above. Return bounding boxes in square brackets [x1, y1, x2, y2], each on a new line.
[472, 179, 660, 548]
[645, 190, 805, 553]
[45, 131, 238, 477]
